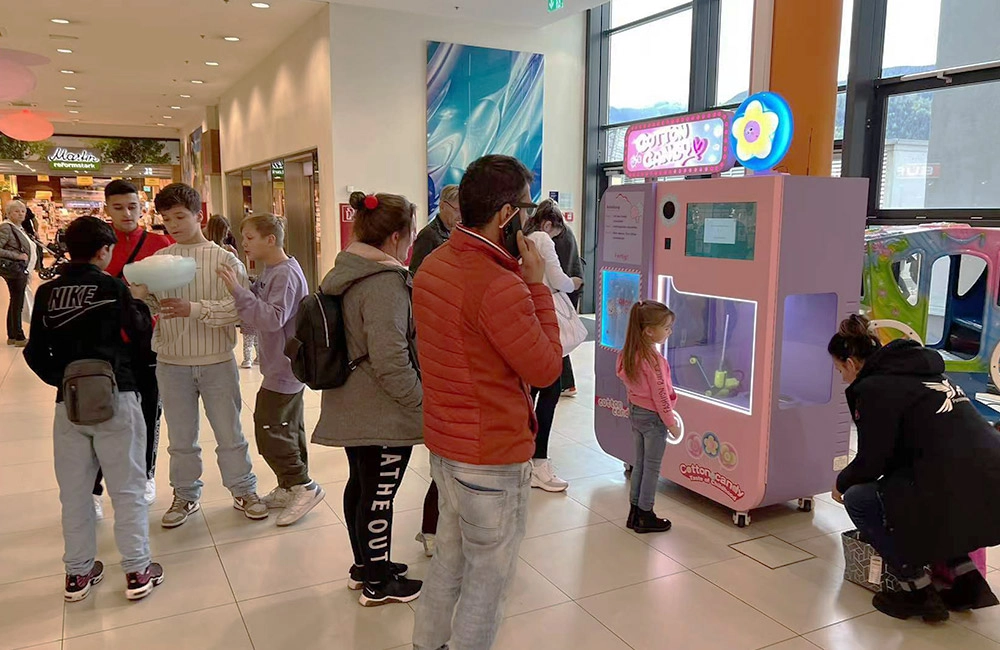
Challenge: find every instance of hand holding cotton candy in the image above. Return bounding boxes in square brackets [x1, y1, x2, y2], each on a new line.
[123, 255, 197, 293]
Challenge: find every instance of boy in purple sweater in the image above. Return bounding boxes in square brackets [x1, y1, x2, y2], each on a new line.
[217, 214, 324, 526]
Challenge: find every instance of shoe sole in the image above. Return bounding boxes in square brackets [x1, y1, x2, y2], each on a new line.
[359, 590, 421, 607]
[126, 574, 164, 601]
[161, 502, 201, 528]
[633, 524, 672, 534]
[64, 573, 104, 602]
[233, 500, 269, 520]
[276, 486, 326, 527]
[348, 565, 409, 591]
[531, 479, 569, 493]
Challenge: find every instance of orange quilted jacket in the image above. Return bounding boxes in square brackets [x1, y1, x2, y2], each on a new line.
[412, 226, 563, 465]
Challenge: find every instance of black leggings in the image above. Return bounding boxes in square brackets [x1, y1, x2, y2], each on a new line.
[422, 480, 439, 535]
[93, 363, 161, 495]
[531, 373, 562, 460]
[3, 272, 26, 341]
[344, 445, 412, 585]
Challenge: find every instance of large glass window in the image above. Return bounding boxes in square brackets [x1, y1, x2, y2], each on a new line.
[882, 0, 1000, 77]
[611, 0, 689, 28]
[716, 0, 754, 106]
[608, 9, 693, 124]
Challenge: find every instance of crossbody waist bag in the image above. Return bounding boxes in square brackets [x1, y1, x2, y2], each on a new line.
[63, 360, 118, 425]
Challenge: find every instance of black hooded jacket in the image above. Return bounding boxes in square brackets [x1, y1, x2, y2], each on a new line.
[839, 339, 1000, 565]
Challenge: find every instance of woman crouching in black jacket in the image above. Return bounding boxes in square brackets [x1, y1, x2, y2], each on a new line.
[829, 314, 1000, 622]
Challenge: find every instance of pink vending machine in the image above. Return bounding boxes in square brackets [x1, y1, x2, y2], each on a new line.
[594, 94, 869, 526]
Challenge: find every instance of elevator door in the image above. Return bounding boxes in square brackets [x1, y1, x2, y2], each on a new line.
[283, 159, 319, 291]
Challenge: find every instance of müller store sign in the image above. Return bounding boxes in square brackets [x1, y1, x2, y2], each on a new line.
[45, 147, 102, 172]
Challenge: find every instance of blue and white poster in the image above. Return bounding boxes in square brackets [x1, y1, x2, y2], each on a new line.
[427, 41, 544, 218]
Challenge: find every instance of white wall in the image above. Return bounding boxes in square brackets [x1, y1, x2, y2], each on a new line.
[330, 3, 587, 248]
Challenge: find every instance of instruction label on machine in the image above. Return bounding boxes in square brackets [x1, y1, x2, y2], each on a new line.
[602, 192, 645, 266]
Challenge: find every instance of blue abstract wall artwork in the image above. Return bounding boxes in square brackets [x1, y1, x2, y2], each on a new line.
[427, 41, 544, 219]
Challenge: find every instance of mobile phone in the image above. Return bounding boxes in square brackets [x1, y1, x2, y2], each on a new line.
[502, 211, 523, 259]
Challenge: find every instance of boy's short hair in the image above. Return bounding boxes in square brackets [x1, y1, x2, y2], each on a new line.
[154, 183, 201, 214]
[104, 180, 139, 200]
[241, 213, 286, 248]
[66, 216, 117, 261]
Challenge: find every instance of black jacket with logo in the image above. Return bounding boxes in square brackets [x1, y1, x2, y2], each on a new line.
[838, 339, 1000, 565]
[24, 263, 152, 402]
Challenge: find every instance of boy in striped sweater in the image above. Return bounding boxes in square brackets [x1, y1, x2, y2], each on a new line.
[138, 183, 267, 528]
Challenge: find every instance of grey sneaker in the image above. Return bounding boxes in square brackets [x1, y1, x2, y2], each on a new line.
[234, 493, 269, 520]
[261, 486, 293, 509]
[276, 483, 326, 527]
[161, 495, 200, 528]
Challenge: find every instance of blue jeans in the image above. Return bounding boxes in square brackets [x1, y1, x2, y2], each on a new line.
[629, 405, 667, 511]
[157, 360, 257, 502]
[843, 482, 924, 579]
[412, 453, 532, 650]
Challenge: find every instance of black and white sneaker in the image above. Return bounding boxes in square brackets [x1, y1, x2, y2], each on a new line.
[359, 576, 422, 607]
[125, 562, 164, 601]
[65, 560, 104, 602]
[347, 562, 409, 590]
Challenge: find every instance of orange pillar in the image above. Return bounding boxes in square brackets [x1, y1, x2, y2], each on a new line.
[768, 0, 843, 176]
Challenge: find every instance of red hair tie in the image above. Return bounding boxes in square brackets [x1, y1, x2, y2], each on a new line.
[364, 195, 379, 210]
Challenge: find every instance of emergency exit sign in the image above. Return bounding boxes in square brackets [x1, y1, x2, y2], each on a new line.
[548, 0, 564, 11]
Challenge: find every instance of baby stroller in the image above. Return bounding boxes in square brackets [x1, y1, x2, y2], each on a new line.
[35, 235, 70, 281]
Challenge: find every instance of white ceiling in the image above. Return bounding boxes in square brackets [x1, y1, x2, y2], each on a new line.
[0, 0, 597, 137]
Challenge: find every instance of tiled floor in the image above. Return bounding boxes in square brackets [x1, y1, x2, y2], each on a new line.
[2, 320, 1000, 649]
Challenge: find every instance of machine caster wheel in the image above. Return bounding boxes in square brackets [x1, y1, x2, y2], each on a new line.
[733, 512, 751, 528]
[798, 498, 814, 513]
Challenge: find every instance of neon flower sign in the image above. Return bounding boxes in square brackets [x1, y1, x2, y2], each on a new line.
[623, 110, 734, 179]
[730, 92, 793, 172]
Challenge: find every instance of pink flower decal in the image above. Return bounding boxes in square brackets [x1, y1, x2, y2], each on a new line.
[686, 434, 704, 459]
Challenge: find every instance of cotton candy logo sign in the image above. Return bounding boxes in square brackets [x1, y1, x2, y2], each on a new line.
[624, 110, 735, 179]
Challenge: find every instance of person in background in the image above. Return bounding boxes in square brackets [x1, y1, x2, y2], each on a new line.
[829, 315, 1000, 622]
[14, 195, 43, 271]
[207, 215, 259, 369]
[523, 201, 583, 492]
[412, 155, 563, 650]
[547, 200, 585, 397]
[409, 183, 461, 558]
[313, 191, 423, 607]
[0, 200, 33, 347]
[218, 213, 324, 527]
[24, 216, 164, 602]
[92, 180, 173, 515]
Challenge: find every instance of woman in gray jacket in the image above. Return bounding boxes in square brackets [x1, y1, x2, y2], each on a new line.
[0, 200, 34, 346]
[313, 191, 423, 607]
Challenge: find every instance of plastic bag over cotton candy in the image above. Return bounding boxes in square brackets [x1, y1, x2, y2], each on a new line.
[123, 255, 197, 293]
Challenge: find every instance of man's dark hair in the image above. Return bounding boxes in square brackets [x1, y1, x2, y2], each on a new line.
[154, 183, 201, 214]
[104, 180, 139, 200]
[66, 216, 117, 261]
[458, 155, 534, 229]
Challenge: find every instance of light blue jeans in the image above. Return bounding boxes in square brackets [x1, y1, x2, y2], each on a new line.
[55, 392, 150, 574]
[412, 454, 532, 650]
[157, 359, 256, 502]
[629, 404, 667, 511]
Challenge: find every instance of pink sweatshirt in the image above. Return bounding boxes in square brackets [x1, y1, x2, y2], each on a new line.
[616, 352, 678, 428]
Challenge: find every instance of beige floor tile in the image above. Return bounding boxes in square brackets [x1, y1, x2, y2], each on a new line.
[304, 447, 351, 484]
[96, 507, 215, 563]
[493, 602, 632, 650]
[0, 487, 63, 534]
[240, 579, 415, 650]
[0, 524, 66, 585]
[524, 488, 606, 539]
[988, 546, 1000, 570]
[0, 437, 53, 465]
[732, 536, 815, 569]
[795, 532, 848, 569]
[0, 574, 64, 650]
[18, 643, 62, 650]
[0, 459, 58, 496]
[949, 571, 1000, 643]
[762, 639, 822, 650]
[551, 402, 601, 444]
[217, 523, 355, 601]
[548, 442, 628, 481]
[696, 557, 874, 634]
[0, 414, 53, 443]
[754, 499, 856, 544]
[388, 508, 437, 568]
[201, 494, 339, 546]
[579, 571, 796, 650]
[63, 546, 235, 639]
[519, 522, 684, 599]
[805, 612, 1000, 649]
[62, 604, 252, 650]
[565, 472, 634, 521]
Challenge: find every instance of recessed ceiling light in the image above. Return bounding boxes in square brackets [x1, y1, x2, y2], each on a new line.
[60, 69, 75, 74]
[51, 18, 70, 24]
[251, 2, 270, 8]
[66, 99, 78, 103]
[205, 61, 220, 66]
[57, 48, 73, 54]
[191, 80, 204, 84]
[162, 115, 173, 119]
[68, 110, 79, 114]
[224, 36, 240, 42]
[180, 94, 191, 98]
[64, 86, 76, 90]
[156, 123, 166, 127]
[170, 106, 182, 110]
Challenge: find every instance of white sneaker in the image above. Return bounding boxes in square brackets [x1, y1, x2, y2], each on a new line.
[276, 483, 326, 527]
[531, 459, 569, 492]
[240, 359, 253, 369]
[93, 494, 104, 520]
[415, 532, 436, 557]
[144, 479, 156, 505]
[261, 486, 293, 509]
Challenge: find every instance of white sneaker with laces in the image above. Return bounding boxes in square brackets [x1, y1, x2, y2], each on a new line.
[276, 483, 326, 527]
[531, 459, 569, 492]
[262, 486, 293, 509]
[93, 495, 104, 520]
[144, 479, 156, 505]
[240, 359, 253, 369]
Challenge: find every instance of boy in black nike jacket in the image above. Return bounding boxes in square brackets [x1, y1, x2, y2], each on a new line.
[24, 216, 165, 603]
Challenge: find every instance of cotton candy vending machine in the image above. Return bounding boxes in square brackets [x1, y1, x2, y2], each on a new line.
[593, 93, 869, 526]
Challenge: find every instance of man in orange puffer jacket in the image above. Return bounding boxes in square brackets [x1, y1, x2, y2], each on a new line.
[412, 155, 563, 650]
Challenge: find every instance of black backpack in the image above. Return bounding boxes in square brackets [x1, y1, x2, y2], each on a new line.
[285, 288, 367, 390]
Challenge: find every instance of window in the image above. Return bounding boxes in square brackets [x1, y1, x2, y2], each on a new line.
[716, 0, 754, 106]
[879, 80, 1000, 210]
[778, 293, 838, 409]
[927, 254, 987, 357]
[838, 0, 854, 86]
[608, 9, 693, 124]
[611, 0, 690, 28]
[882, 0, 1000, 77]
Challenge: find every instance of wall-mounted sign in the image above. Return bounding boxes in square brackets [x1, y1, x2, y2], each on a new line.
[46, 147, 102, 172]
[271, 161, 285, 180]
[624, 110, 734, 179]
[895, 163, 941, 179]
[730, 92, 793, 173]
[37, 174, 49, 182]
[548, 0, 564, 11]
[76, 176, 94, 187]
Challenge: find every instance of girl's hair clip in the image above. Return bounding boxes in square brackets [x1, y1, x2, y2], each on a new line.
[364, 195, 379, 210]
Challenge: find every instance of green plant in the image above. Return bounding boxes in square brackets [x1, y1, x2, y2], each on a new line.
[0, 135, 49, 160]
[92, 138, 172, 164]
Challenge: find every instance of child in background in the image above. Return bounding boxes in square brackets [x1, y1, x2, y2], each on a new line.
[616, 300, 678, 534]
[218, 213, 325, 527]
[206, 215, 259, 368]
